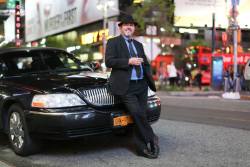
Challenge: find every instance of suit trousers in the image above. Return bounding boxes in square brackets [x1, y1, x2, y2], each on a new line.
[119, 79, 155, 148]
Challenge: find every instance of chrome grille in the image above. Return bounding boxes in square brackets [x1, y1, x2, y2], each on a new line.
[80, 87, 119, 106]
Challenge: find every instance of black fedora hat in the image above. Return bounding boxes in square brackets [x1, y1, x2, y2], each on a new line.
[118, 15, 138, 27]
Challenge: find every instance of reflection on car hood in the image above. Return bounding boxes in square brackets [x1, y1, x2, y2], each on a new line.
[4, 71, 108, 93]
[67, 72, 109, 79]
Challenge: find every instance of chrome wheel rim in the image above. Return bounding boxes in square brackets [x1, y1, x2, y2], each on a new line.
[9, 112, 24, 149]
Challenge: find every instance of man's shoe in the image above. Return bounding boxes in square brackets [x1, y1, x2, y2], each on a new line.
[150, 136, 160, 156]
[137, 148, 158, 159]
[151, 143, 160, 156]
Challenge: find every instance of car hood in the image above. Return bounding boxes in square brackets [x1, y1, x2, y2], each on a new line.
[4, 71, 109, 93]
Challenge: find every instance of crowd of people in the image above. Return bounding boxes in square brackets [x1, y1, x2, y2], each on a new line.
[156, 61, 202, 90]
[155, 60, 250, 92]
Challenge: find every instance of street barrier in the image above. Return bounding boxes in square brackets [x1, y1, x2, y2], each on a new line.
[222, 74, 241, 99]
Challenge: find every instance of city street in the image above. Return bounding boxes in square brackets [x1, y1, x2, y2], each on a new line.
[0, 0, 250, 166]
[159, 92, 250, 130]
[0, 93, 250, 167]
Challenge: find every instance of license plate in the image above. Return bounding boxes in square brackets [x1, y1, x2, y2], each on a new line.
[113, 115, 133, 127]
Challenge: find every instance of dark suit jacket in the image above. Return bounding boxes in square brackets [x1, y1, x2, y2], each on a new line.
[105, 35, 156, 95]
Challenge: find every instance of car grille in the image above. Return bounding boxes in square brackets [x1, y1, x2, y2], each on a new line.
[79, 87, 121, 106]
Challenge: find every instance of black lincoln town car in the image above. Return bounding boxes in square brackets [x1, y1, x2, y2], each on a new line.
[0, 47, 161, 156]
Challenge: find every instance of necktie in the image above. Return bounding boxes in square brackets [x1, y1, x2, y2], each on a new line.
[128, 39, 141, 78]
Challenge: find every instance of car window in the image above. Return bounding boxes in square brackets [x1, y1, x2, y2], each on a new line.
[1, 51, 31, 75]
[16, 57, 33, 70]
[33, 50, 83, 70]
[0, 50, 92, 76]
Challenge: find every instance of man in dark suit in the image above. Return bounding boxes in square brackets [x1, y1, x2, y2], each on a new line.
[105, 15, 159, 159]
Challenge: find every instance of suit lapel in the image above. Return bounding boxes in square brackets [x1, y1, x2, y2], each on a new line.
[118, 35, 130, 58]
[133, 41, 142, 58]
[118, 35, 142, 58]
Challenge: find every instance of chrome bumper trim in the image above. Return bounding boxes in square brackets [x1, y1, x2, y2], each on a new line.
[29, 110, 94, 116]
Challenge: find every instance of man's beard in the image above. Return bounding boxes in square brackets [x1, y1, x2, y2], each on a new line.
[123, 29, 133, 37]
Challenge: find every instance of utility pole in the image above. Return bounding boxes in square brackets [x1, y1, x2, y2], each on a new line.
[232, 1, 238, 81]
[97, 0, 115, 72]
[212, 12, 216, 54]
[102, 2, 108, 62]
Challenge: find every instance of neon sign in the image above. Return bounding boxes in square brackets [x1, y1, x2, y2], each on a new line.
[15, 1, 21, 47]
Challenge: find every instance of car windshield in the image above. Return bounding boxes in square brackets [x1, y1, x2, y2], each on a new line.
[0, 49, 92, 76]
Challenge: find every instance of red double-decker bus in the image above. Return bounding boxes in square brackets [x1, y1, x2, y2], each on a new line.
[194, 46, 250, 84]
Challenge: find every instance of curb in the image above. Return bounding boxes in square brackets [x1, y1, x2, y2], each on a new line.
[158, 90, 250, 100]
[157, 91, 223, 97]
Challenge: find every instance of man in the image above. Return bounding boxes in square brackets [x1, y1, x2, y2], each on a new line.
[105, 15, 159, 159]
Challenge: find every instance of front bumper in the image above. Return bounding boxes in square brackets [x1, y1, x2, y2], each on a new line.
[25, 97, 161, 140]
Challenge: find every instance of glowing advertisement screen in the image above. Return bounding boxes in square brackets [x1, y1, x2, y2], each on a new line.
[25, 0, 119, 42]
[212, 56, 223, 89]
[174, 0, 250, 29]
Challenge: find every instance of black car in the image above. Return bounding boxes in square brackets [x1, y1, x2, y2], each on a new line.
[0, 47, 161, 156]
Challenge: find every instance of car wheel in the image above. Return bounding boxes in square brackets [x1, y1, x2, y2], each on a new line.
[7, 104, 40, 156]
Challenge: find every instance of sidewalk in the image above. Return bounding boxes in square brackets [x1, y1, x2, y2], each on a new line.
[157, 86, 250, 100]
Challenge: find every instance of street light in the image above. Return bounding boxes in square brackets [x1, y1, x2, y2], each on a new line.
[97, 0, 114, 64]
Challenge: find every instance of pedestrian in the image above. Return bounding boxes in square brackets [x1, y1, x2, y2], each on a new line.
[224, 66, 234, 91]
[105, 15, 159, 159]
[195, 69, 202, 90]
[157, 62, 168, 88]
[167, 61, 177, 86]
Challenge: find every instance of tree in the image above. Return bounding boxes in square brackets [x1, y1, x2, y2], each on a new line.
[131, 0, 178, 54]
[132, 0, 176, 37]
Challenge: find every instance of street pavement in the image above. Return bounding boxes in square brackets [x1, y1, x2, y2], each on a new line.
[0, 90, 250, 167]
[158, 90, 250, 113]
[0, 119, 250, 167]
[159, 90, 250, 130]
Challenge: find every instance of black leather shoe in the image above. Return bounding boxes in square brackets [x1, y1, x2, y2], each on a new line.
[150, 136, 160, 157]
[151, 143, 160, 156]
[137, 148, 158, 159]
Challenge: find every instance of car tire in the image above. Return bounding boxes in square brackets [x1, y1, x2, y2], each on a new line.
[7, 104, 40, 156]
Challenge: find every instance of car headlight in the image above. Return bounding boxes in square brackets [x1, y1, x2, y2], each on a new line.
[31, 94, 86, 108]
[148, 88, 156, 97]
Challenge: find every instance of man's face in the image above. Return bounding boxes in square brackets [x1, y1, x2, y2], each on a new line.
[119, 23, 135, 38]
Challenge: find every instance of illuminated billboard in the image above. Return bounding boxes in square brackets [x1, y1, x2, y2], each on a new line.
[25, 0, 119, 42]
[174, 0, 250, 29]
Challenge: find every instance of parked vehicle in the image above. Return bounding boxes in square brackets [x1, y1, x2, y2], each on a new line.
[0, 47, 161, 156]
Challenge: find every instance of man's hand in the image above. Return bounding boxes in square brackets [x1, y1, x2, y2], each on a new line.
[128, 57, 143, 66]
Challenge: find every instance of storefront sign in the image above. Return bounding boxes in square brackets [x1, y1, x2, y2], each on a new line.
[15, 1, 21, 47]
[25, 0, 119, 42]
[160, 37, 181, 45]
[81, 29, 109, 45]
